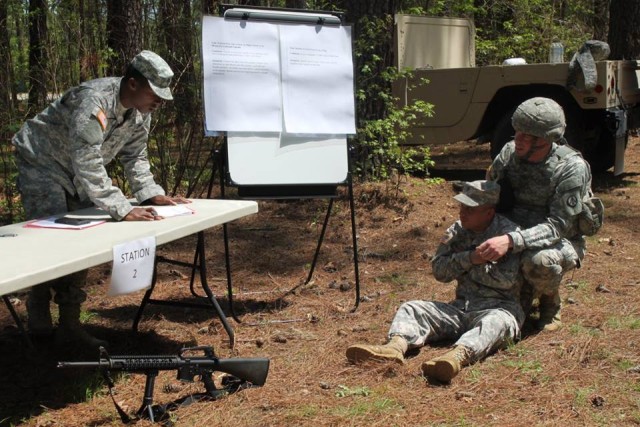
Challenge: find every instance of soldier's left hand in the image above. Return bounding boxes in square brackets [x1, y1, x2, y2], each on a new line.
[147, 195, 191, 205]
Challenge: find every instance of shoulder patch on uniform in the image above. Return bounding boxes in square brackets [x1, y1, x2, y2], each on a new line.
[567, 195, 578, 208]
[94, 109, 107, 131]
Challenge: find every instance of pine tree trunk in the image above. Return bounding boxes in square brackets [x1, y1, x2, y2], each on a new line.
[79, 0, 99, 81]
[336, 0, 398, 122]
[286, 0, 307, 8]
[28, 0, 48, 110]
[592, 0, 609, 41]
[0, 0, 13, 112]
[107, 0, 143, 75]
[608, 0, 640, 59]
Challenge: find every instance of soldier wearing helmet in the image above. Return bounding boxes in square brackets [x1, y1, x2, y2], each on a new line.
[477, 97, 596, 332]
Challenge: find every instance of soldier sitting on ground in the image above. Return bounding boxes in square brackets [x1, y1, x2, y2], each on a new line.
[346, 180, 524, 383]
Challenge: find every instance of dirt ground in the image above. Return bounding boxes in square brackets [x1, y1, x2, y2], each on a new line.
[2, 138, 640, 426]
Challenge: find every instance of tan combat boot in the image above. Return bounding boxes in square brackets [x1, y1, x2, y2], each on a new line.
[27, 287, 53, 336]
[56, 303, 108, 349]
[537, 291, 562, 331]
[421, 345, 472, 382]
[346, 335, 408, 364]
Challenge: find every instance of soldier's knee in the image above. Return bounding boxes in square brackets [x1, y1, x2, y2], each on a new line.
[529, 251, 562, 269]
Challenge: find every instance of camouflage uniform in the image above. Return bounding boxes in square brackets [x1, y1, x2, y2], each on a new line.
[13, 77, 165, 222]
[487, 141, 591, 296]
[12, 51, 172, 314]
[388, 214, 523, 363]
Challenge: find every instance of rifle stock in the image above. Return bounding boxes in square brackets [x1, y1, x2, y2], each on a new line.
[214, 358, 269, 386]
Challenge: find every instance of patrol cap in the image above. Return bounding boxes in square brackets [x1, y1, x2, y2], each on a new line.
[130, 50, 174, 100]
[511, 97, 565, 142]
[453, 180, 500, 207]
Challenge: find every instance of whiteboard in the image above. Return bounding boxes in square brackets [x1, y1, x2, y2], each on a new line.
[227, 132, 349, 185]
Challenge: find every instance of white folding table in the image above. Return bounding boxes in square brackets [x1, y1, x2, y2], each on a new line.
[0, 199, 258, 347]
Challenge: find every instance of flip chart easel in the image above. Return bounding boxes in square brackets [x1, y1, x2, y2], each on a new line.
[201, 5, 361, 321]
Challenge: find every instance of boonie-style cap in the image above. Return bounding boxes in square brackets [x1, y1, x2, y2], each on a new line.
[131, 50, 174, 100]
[453, 180, 500, 207]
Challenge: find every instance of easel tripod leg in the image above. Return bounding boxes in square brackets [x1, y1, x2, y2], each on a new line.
[305, 198, 334, 285]
[348, 178, 361, 312]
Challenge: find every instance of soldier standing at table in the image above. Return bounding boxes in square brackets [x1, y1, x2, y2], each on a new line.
[12, 50, 190, 348]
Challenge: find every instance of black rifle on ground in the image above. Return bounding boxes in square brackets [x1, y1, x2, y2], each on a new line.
[58, 346, 270, 424]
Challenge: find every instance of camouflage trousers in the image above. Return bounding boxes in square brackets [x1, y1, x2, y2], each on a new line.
[388, 300, 520, 362]
[521, 238, 585, 297]
[16, 153, 92, 305]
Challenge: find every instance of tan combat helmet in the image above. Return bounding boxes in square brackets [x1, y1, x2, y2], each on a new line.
[511, 97, 566, 143]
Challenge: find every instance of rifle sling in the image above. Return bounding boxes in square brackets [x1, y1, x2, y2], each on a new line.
[101, 369, 136, 424]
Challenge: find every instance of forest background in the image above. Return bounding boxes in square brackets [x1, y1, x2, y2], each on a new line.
[2, 1, 640, 426]
[1, 0, 640, 225]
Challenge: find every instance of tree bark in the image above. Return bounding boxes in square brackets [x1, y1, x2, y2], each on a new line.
[79, 0, 99, 81]
[0, 0, 13, 112]
[106, 0, 143, 75]
[203, 0, 220, 15]
[608, 0, 640, 59]
[285, 0, 308, 8]
[335, 0, 398, 121]
[28, 0, 48, 110]
[592, 0, 610, 41]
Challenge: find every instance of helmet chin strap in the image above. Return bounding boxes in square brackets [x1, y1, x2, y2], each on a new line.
[522, 138, 549, 162]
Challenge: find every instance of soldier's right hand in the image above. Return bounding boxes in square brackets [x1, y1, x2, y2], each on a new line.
[123, 207, 162, 221]
[476, 235, 511, 261]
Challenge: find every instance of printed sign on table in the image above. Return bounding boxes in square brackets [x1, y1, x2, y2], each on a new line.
[109, 236, 156, 296]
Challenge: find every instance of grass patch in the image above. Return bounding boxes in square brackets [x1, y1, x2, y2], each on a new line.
[335, 384, 372, 398]
[568, 322, 602, 336]
[430, 417, 475, 427]
[565, 279, 590, 292]
[465, 366, 482, 383]
[80, 310, 99, 324]
[573, 386, 596, 407]
[332, 397, 403, 417]
[615, 359, 637, 371]
[605, 315, 640, 330]
[286, 404, 320, 418]
[374, 273, 412, 287]
[502, 359, 543, 376]
[603, 207, 636, 221]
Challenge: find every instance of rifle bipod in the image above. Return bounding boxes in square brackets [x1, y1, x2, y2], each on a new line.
[103, 366, 252, 425]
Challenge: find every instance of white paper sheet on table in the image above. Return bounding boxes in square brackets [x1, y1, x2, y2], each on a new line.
[151, 205, 195, 218]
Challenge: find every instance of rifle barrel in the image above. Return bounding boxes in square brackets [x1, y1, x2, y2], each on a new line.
[57, 361, 104, 368]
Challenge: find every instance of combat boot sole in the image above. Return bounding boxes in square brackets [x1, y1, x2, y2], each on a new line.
[421, 359, 459, 383]
[346, 344, 404, 364]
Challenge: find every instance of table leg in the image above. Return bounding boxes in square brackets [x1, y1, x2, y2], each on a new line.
[196, 232, 235, 348]
[3, 295, 34, 349]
